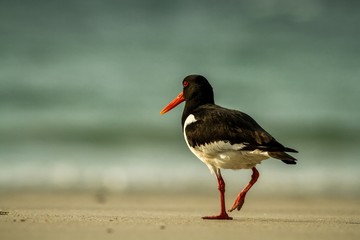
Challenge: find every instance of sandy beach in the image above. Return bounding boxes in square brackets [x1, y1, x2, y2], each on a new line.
[0, 191, 359, 240]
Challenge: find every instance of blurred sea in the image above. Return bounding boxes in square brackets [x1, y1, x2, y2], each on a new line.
[0, 0, 359, 196]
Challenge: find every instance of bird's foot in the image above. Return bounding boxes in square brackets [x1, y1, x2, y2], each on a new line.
[228, 196, 245, 212]
[202, 213, 233, 220]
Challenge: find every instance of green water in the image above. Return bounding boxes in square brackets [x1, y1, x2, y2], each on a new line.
[0, 0, 359, 195]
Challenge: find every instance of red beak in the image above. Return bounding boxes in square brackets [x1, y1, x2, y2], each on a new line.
[160, 91, 185, 114]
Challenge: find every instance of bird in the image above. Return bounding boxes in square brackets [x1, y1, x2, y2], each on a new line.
[160, 75, 298, 220]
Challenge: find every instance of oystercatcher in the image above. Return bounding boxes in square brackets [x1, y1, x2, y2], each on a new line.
[160, 75, 298, 220]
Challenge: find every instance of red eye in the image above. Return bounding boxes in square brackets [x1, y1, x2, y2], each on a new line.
[183, 81, 189, 87]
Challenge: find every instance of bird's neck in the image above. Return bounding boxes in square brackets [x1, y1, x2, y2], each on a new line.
[181, 94, 215, 127]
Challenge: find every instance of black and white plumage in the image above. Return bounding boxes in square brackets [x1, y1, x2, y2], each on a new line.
[160, 75, 298, 220]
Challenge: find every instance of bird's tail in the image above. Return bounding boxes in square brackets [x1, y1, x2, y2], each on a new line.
[268, 148, 298, 165]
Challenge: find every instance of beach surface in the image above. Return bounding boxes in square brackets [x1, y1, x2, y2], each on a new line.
[0, 191, 359, 240]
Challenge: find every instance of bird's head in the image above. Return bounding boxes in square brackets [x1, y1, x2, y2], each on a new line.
[160, 75, 214, 114]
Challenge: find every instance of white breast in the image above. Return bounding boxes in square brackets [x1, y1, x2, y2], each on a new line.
[183, 114, 269, 174]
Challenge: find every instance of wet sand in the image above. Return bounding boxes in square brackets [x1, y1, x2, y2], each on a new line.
[0, 191, 359, 240]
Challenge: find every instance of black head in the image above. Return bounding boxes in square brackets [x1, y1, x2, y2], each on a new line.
[182, 75, 214, 105]
[160, 74, 215, 116]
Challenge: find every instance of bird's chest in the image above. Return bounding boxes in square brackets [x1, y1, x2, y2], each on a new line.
[185, 139, 266, 170]
[183, 114, 268, 170]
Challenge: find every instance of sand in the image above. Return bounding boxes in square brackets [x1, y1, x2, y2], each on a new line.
[0, 191, 359, 240]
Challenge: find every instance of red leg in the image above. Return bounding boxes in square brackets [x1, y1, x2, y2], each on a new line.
[203, 169, 233, 220]
[229, 167, 259, 212]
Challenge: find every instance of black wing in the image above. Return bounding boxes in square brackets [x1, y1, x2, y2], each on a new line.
[185, 104, 297, 164]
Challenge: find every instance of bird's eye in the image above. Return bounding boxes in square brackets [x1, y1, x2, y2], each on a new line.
[183, 81, 189, 87]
